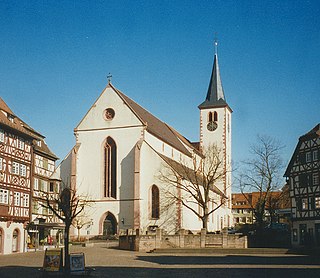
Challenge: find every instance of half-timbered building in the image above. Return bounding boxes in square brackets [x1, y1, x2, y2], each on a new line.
[28, 138, 62, 248]
[0, 98, 39, 254]
[284, 124, 320, 246]
[0, 98, 58, 254]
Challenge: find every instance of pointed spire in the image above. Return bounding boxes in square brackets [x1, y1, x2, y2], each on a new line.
[198, 41, 227, 109]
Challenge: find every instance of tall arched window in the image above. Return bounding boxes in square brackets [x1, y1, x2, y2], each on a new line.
[208, 112, 213, 122]
[214, 111, 218, 121]
[151, 185, 160, 219]
[104, 137, 117, 198]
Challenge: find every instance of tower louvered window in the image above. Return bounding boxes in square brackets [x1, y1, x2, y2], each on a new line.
[214, 111, 218, 121]
[104, 137, 117, 198]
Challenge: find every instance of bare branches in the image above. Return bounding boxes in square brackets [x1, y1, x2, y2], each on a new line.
[39, 184, 93, 272]
[236, 135, 285, 230]
[158, 143, 229, 231]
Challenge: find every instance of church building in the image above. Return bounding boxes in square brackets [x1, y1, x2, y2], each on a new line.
[58, 47, 233, 238]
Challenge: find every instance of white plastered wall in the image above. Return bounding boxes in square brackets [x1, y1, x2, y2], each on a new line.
[73, 86, 144, 237]
[0, 222, 25, 254]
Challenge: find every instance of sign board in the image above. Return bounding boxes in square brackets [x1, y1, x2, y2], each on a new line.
[43, 248, 63, 272]
[70, 252, 86, 273]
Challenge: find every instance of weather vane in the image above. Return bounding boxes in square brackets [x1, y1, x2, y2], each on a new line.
[107, 72, 112, 83]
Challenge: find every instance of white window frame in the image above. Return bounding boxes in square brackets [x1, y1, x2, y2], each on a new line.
[18, 139, 25, 150]
[12, 162, 19, 175]
[20, 164, 26, 177]
[313, 150, 318, 161]
[14, 192, 20, 206]
[22, 193, 29, 207]
[34, 178, 39, 190]
[306, 152, 312, 163]
[313, 173, 319, 185]
[0, 157, 2, 171]
[0, 189, 9, 204]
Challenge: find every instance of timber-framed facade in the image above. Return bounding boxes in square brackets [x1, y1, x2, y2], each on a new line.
[284, 124, 320, 246]
[0, 97, 59, 254]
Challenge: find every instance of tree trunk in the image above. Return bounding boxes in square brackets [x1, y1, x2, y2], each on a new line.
[202, 215, 208, 231]
[64, 222, 71, 273]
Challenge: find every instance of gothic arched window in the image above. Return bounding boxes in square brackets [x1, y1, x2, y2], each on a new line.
[104, 137, 117, 198]
[151, 185, 160, 219]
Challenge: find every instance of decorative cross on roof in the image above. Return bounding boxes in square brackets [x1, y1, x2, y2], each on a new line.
[107, 73, 112, 83]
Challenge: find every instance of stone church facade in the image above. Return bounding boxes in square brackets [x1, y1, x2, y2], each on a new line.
[58, 49, 233, 238]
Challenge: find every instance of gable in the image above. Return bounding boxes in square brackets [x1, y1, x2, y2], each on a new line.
[284, 124, 320, 177]
[75, 85, 143, 131]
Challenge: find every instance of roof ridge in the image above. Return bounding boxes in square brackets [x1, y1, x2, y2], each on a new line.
[111, 84, 193, 156]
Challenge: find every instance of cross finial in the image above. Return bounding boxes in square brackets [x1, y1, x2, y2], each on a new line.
[214, 35, 218, 55]
[107, 72, 112, 83]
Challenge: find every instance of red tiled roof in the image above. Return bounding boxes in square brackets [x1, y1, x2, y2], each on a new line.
[0, 98, 41, 140]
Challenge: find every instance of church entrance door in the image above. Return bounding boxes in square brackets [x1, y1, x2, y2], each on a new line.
[103, 212, 117, 238]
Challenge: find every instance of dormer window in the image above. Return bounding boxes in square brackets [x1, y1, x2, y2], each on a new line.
[37, 140, 42, 147]
[8, 115, 14, 123]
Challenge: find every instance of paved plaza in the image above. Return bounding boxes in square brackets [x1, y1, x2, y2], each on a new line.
[1, 242, 320, 278]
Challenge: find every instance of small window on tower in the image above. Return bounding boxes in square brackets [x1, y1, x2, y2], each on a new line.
[214, 112, 218, 121]
[208, 112, 213, 122]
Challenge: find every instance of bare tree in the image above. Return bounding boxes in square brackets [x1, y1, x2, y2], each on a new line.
[72, 212, 93, 242]
[158, 144, 229, 231]
[237, 135, 284, 232]
[41, 186, 90, 273]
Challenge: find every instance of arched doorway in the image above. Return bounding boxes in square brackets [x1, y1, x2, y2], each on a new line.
[103, 212, 117, 238]
[12, 229, 19, 253]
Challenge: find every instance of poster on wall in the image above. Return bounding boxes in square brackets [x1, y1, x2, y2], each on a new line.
[43, 248, 63, 272]
[70, 252, 85, 273]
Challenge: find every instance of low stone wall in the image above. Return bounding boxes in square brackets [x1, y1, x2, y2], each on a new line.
[119, 228, 247, 252]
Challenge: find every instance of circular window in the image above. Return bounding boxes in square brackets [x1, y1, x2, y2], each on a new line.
[104, 108, 115, 121]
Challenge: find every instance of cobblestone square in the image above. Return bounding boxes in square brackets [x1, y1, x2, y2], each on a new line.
[1, 243, 320, 278]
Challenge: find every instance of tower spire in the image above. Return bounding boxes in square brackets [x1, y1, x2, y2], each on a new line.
[198, 41, 227, 109]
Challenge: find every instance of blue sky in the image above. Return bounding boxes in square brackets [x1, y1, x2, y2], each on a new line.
[1, 0, 319, 176]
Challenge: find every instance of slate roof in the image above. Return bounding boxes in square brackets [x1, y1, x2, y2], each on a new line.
[111, 84, 196, 157]
[198, 54, 230, 110]
[0, 97, 41, 140]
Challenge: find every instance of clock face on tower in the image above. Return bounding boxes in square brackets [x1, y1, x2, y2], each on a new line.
[207, 121, 218, 132]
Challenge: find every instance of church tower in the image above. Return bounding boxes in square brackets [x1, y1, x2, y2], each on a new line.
[198, 42, 232, 204]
